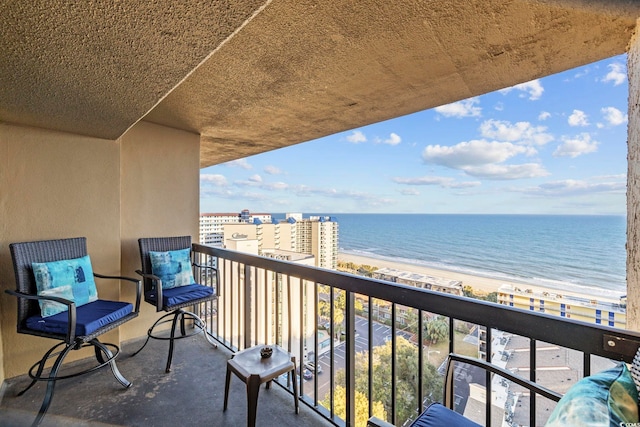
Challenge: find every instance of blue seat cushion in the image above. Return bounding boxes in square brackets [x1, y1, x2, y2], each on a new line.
[411, 403, 481, 427]
[26, 299, 133, 337]
[146, 283, 213, 308]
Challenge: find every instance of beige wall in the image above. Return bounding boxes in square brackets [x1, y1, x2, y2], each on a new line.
[0, 120, 200, 380]
[119, 121, 200, 342]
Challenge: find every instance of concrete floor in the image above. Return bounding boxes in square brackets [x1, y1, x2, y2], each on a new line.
[0, 334, 331, 427]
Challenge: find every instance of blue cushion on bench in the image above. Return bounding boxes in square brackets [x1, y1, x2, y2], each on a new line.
[411, 403, 481, 427]
[26, 299, 133, 337]
[146, 283, 213, 308]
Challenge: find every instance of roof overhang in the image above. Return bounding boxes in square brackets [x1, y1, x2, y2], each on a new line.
[1, 0, 639, 168]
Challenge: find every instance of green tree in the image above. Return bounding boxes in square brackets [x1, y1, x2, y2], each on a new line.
[321, 386, 386, 427]
[335, 336, 443, 425]
[425, 317, 449, 344]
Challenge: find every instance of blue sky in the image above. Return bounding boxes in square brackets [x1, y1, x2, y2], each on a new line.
[200, 54, 628, 215]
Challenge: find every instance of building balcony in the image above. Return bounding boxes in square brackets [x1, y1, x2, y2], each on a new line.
[2, 243, 640, 427]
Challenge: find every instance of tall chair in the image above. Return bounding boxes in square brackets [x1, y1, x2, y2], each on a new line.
[5, 237, 141, 427]
[133, 236, 218, 372]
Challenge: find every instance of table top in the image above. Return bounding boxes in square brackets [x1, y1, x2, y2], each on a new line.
[229, 345, 295, 381]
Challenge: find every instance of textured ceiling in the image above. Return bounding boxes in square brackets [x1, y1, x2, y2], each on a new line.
[1, 1, 639, 168]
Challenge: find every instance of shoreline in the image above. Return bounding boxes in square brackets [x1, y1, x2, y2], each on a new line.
[338, 252, 623, 302]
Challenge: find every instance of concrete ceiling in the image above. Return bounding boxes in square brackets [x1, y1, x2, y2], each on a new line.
[1, 1, 639, 168]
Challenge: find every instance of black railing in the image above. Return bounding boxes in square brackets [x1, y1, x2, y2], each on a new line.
[192, 243, 640, 427]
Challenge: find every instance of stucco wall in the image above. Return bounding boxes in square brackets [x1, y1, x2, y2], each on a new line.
[119, 121, 200, 342]
[0, 123, 122, 378]
[0, 120, 200, 380]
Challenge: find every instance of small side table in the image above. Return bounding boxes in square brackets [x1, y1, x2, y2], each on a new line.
[223, 345, 299, 427]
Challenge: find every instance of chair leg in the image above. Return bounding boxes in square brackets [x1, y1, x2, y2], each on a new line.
[31, 343, 74, 426]
[223, 365, 232, 411]
[91, 339, 131, 388]
[17, 342, 65, 397]
[166, 311, 181, 373]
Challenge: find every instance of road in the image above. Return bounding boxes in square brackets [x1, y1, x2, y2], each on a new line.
[299, 316, 413, 401]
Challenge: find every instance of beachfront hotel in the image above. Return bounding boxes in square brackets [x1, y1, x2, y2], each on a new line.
[199, 209, 272, 246]
[4, 3, 640, 427]
[497, 284, 627, 328]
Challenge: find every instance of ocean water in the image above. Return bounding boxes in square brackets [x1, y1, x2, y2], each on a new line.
[295, 214, 627, 298]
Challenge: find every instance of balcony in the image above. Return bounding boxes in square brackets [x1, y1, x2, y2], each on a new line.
[2, 243, 640, 427]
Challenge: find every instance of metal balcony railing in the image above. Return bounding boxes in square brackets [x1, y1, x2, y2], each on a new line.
[191, 243, 640, 427]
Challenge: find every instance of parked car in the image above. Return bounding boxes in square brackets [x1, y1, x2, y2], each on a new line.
[302, 368, 313, 380]
[304, 361, 323, 374]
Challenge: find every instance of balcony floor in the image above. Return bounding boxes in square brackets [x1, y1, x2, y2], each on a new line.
[0, 333, 330, 427]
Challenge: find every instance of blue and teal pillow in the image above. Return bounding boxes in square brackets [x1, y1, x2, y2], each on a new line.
[32, 255, 98, 317]
[545, 363, 639, 427]
[149, 248, 195, 289]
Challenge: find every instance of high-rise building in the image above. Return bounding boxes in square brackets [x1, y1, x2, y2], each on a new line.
[199, 209, 272, 246]
[200, 211, 338, 269]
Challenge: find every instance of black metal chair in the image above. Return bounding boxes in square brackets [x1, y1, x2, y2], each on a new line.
[133, 236, 218, 373]
[5, 237, 141, 427]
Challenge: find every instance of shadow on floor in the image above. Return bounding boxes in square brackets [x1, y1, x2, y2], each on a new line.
[0, 334, 330, 427]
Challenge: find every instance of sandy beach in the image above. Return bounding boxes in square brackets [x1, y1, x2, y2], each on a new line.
[338, 252, 620, 301]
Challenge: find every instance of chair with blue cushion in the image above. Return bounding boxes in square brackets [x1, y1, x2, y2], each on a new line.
[132, 236, 218, 373]
[5, 237, 141, 427]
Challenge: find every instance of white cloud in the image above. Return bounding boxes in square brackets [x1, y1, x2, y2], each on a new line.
[602, 62, 626, 86]
[434, 97, 481, 118]
[422, 139, 548, 180]
[399, 188, 420, 196]
[553, 133, 598, 158]
[264, 165, 282, 175]
[263, 181, 289, 190]
[515, 179, 625, 196]
[249, 174, 262, 183]
[568, 110, 589, 127]
[225, 158, 252, 169]
[479, 119, 553, 146]
[346, 130, 367, 143]
[601, 107, 628, 126]
[200, 174, 228, 186]
[423, 140, 535, 168]
[499, 79, 544, 100]
[538, 111, 551, 121]
[393, 176, 481, 189]
[382, 133, 402, 146]
[462, 163, 549, 180]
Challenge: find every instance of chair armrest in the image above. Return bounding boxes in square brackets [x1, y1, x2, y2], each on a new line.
[93, 273, 142, 313]
[135, 269, 164, 312]
[192, 262, 220, 297]
[367, 416, 394, 427]
[5, 289, 78, 343]
[444, 353, 562, 409]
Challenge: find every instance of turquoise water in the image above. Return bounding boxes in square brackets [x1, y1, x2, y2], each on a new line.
[277, 214, 627, 297]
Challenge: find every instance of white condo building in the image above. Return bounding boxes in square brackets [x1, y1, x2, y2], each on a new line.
[200, 211, 338, 270]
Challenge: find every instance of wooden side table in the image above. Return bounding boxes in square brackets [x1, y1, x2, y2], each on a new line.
[223, 345, 299, 427]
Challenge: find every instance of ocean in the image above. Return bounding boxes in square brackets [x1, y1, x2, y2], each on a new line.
[281, 214, 627, 298]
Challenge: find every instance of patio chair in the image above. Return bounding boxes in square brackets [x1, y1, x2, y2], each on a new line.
[5, 237, 141, 426]
[133, 236, 218, 372]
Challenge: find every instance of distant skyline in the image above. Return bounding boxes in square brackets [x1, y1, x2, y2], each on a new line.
[200, 54, 628, 215]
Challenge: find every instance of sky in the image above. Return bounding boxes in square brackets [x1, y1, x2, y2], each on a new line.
[200, 54, 629, 215]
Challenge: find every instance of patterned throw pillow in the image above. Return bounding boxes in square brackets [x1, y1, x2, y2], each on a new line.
[545, 363, 639, 427]
[32, 255, 98, 317]
[149, 248, 195, 289]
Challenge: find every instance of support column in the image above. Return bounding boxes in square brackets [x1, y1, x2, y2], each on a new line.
[627, 20, 640, 331]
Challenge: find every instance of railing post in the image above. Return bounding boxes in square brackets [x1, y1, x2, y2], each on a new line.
[345, 290, 356, 427]
[244, 263, 252, 349]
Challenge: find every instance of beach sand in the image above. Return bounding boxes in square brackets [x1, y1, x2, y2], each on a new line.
[338, 252, 619, 300]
